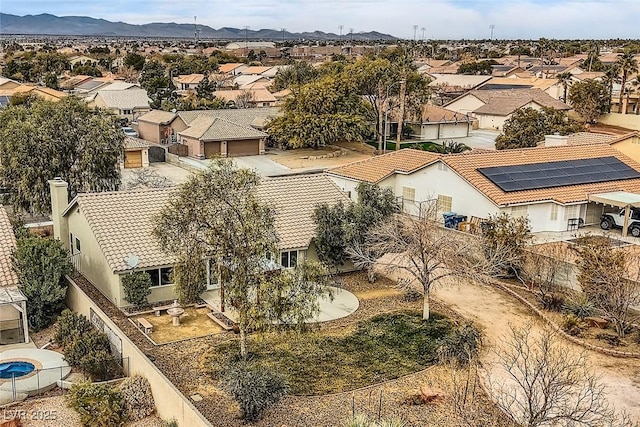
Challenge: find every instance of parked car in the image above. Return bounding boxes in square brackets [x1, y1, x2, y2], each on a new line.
[599, 208, 640, 237]
[121, 127, 138, 138]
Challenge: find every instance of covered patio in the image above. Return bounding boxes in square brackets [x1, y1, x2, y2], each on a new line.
[0, 287, 29, 345]
[589, 191, 640, 237]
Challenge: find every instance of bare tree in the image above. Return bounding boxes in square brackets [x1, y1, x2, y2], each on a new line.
[574, 239, 640, 337]
[235, 89, 256, 108]
[487, 324, 633, 427]
[123, 168, 173, 190]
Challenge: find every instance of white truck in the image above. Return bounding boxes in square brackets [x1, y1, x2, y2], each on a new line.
[599, 208, 640, 237]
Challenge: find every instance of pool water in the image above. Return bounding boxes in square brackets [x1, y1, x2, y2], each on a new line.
[0, 361, 35, 379]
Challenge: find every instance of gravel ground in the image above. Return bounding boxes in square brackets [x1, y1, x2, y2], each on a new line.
[4, 395, 164, 427]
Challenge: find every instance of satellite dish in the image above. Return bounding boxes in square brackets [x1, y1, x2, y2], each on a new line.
[125, 254, 139, 269]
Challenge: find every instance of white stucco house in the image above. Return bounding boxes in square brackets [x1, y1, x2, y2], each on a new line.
[444, 88, 570, 131]
[327, 145, 640, 234]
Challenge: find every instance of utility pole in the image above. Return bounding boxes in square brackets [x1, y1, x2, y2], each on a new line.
[489, 24, 495, 41]
[421, 27, 426, 42]
[244, 26, 250, 54]
[281, 28, 286, 44]
[413, 25, 418, 42]
[194, 16, 198, 45]
[338, 24, 343, 43]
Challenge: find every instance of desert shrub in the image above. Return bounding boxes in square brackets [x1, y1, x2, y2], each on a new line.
[562, 314, 588, 337]
[122, 271, 153, 308]
[437, 322, 481, 365]
[55, 310, 122, 381]
[67, 381, 126, 427]
[161, 420, 178, 427]
[403, 385, 445, 406]
[118, 375, 155, 421]
[536, 292, 565, 312]
[222, 362, 287, 422]
[54, 309, 94, 348]
[563, 293, 597, 319]
[595, 332, 624, 347]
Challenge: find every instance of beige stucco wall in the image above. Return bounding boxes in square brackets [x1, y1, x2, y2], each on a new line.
[66, 279, 212, 427]
[0, 305, 20, 331]
[599, 113, 640, 131]
[611, 135, 640, 163]
[137, 121, 162, 144]
[478, 114, 508, 130]
[180, 135, 203, 158]
[445, 94, 484, 115]
[66, 206, 124, 306]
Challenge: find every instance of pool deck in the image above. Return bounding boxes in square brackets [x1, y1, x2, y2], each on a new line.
[0, 348, 70, 397]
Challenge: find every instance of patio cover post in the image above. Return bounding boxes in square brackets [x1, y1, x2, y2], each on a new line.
[21, 300, 29, 343]
[623, 205, 631, 237]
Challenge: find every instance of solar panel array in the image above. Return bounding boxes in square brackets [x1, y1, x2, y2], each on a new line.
[478, 156, 640, 193]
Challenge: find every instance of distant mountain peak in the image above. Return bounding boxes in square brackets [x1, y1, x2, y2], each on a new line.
[0, 13, 397, 40]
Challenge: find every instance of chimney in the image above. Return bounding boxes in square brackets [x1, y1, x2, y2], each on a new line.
[544, 134, 568, 147]
[48, 178, 69, 247]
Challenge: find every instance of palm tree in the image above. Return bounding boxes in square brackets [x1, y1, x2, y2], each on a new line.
[426, 140, 471, 154]
[603, 64, 621, 113]
[615, 51, 639, 114]
[556, 72, 573, 102]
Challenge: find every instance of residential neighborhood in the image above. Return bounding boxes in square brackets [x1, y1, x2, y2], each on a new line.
[2, 3, 640, 427]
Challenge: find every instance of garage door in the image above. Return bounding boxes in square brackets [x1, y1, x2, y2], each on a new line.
[124, 150, 142, 168]
[204, 141, 220, 159]
[227, 139, 259, 157]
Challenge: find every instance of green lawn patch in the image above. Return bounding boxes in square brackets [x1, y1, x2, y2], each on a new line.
[210, 311, 455, 395]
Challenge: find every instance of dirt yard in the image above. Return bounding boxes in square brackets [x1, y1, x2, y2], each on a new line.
[133, 307, 224, 344]
[267, 145, 372, 170]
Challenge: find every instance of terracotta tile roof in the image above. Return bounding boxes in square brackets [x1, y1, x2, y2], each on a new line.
[240, 66, 272, 75]
[470, 88, 569, 116]
[213, 88, 277, 104]
[177, 107, 280, 127]
[421, 105, 472, 123]
[63, 175, 348, 271]
[442, 144, 640, 206]
[218, 63, 246, 74]
[175, 74, 204, 84]
[257, 174, 350, 250]
[96, 88, 151, 109]
[328, 149, 441, 183]
[178, 116, 267, 141]
[124, 137, 150, 150]
[567, 132, 617, 145]
[0, 207, 19, 287]
[137, 110, 177, 125]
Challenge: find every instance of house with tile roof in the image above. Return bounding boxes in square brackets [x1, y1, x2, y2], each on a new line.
[90, 88, 151, 122]
[212, 88, 277, 108]
[0, 207, 29, 344]
[328, 145, 640, 233]
[49, 174, 350, 308]
[445, 88, 570, 130]
[407, 105, 473, 139]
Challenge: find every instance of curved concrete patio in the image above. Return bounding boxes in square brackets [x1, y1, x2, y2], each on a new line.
[201, 285, 360, 323]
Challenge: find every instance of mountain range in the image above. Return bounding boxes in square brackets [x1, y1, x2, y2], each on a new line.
[0, 13, 397, 41]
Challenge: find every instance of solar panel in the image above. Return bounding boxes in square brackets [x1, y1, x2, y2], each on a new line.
[478, 157, 640, 192]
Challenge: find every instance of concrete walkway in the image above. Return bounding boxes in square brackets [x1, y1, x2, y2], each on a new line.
[183, 155, 292, 177]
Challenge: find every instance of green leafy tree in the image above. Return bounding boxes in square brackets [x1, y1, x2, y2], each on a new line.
[495, 107, 582, 150]
[71, 64, 103, 77]
[13, 236, 72, 331]
[568, 79, 609, 124]
[271, 61, 319, 91]
[556, 71, 573, 102]
[313, 201, 349, 272]
[457, 60, 498, 75]
[267, 74, 371, 149]
[425, 140, 471, 154]
[0, 97, 123, 214]
[123, 52, 145, 71]
[122, 271, 153, 308]
[480, 212, 532, 279]
[139, 60, 175, 108]
[195, 72, 216, 100]
[43, 72, 59, 89]
[154, 159, 331, 358]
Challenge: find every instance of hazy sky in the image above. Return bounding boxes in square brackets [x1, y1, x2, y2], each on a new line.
[2, 0, 639, 39]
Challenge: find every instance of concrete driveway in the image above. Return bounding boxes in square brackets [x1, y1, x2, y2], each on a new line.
[183, 155, 292, 177]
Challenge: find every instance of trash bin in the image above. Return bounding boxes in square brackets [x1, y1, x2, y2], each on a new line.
[443, 212, 467, 229]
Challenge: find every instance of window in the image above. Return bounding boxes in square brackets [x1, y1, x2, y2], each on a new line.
[75, 237, 81, 253]
[402, 186, 416, 202]
[70, 233, 74, 255]
[280, 251, 298, 268]
[550, 204, 559, 221]
[511, 205, 528, 218]
[145, 267, 174, 287]
[122, 109, 132, 115]
[437, 194, 452, 212]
